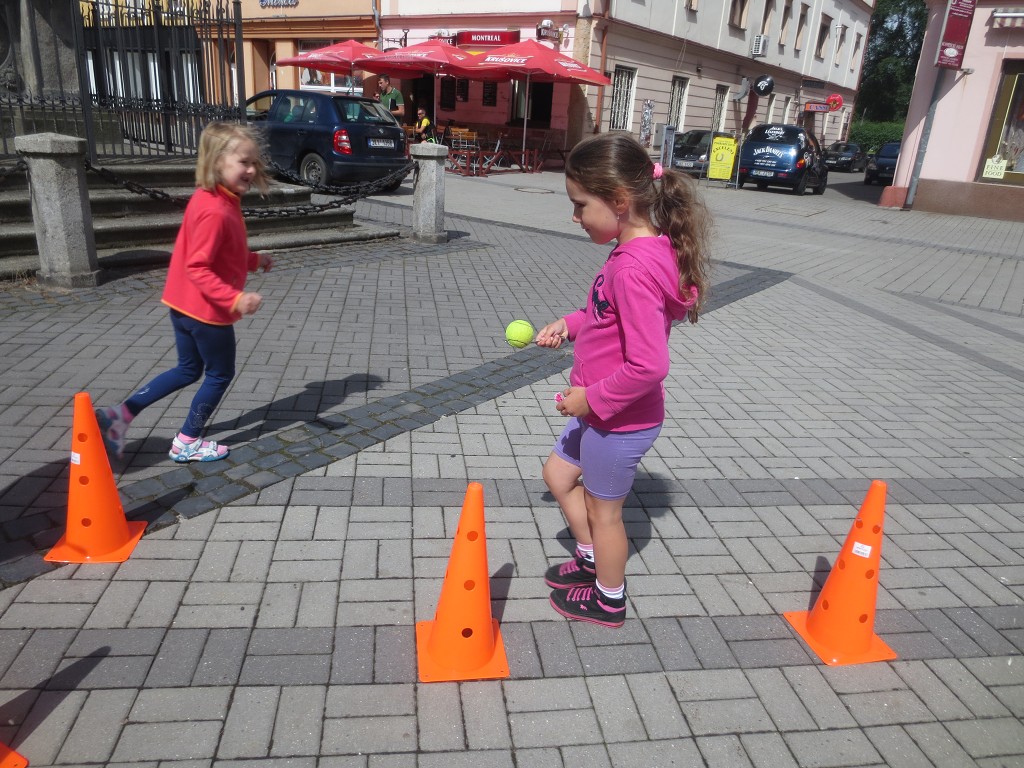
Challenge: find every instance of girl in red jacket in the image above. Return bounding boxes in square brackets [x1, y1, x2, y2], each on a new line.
[96, 122, 272, 463]
[535, 132, 713, 626]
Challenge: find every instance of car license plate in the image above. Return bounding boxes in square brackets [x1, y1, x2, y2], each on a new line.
[681, 161, 695, 168]
[751, 169, 773, 177]
[825, 159, 837, 165]
[367, 138, 395, 148]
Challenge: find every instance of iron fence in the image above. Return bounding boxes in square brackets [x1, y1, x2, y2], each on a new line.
[0, 0, 244, 161]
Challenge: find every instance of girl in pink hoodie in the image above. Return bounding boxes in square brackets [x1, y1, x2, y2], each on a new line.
[535, 132, 713, 627]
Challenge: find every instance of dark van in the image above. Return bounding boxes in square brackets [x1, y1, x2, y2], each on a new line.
[246, 89, 408, 190]
[737, 123, 828, 195]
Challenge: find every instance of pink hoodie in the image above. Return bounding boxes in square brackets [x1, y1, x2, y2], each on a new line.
[564, 235, 697, 432]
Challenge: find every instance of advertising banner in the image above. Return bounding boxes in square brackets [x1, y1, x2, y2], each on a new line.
[708, 136, 738, 180]
[935, 0, 977, 70]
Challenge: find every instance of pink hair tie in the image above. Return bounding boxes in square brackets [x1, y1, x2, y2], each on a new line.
[652, 162, 663, 180]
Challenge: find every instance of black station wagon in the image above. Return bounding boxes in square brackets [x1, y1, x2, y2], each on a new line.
[246, 89, 407, 190]
[737, 123, 828, 195]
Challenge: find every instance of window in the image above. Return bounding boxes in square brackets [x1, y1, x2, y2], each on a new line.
[782, 95, 792, 123]
[729, 0, 750, 28]
[851, 33, 863, 71]
[815, 14, 832, 59]
[609, 65, 637, 131]
[767, 92, 777, 121]
[668, 76, 689, 129]
[795, 4, 809, 50]
[440, 77, 456, 110]
[780, 0, 793, 44]
[835, 25, 847, 65]
[979, 62, 1024, 186]
[482, 81, 497, 107]
[761, 0, 775, 35]
[688, 0, 699, 10]
[712, 85, 729, 131]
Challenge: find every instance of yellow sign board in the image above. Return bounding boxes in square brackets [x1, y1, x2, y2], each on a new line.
[983, 155, 1007, 179]
[708, 137, 738, 181]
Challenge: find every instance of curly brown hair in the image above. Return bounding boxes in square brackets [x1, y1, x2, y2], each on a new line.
[565, 132, 713, 322]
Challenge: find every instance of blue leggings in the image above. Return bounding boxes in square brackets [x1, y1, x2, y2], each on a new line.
[126, 310, 236, 439]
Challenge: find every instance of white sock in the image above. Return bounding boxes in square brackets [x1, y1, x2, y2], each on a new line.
[596, 580, 624, 600]
[576, 543, 595, 562]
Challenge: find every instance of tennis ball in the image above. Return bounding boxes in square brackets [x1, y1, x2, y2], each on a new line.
[505, 320, 535, 349]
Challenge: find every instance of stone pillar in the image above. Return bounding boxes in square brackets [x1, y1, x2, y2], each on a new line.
[15, 133, 99, 288]
[409, 143, 449, 244]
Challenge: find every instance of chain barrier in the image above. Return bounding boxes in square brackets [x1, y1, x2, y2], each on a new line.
[82, 159, 416, 219]
[0, 160, 28, 182]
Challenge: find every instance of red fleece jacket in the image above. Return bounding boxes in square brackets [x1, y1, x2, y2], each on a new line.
[161, 185, 258, 325]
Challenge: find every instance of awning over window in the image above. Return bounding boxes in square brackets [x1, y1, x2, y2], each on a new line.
[992, 8, 1024, 27]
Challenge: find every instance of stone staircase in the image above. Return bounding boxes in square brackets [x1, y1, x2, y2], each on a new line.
[0, 159, 403, 280]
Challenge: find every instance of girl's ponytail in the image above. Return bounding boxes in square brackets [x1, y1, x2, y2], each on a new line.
[652, 169, 713, 323]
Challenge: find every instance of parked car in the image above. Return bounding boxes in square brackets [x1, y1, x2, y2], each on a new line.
[823, 141, 867, 172]
[737, 123, 828, 195]
[670, 129, 733, 177]
[246, 89, 407, 190]
[864, 141, 901, 186]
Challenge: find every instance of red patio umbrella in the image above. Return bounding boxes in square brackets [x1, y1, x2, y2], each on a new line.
[354, 40, 477, 125]
[458, 39, 612, 155]
[277, 39, 382, 89]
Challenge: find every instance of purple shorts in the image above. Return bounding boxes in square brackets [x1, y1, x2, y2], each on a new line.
[553, 418, 662, 500]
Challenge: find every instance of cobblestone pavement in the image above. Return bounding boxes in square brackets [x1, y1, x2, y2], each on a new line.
[0, 169, 1021, 767]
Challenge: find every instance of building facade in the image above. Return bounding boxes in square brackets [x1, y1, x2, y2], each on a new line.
[237, 0, 873, 151]
[885, 0, 1024, 221]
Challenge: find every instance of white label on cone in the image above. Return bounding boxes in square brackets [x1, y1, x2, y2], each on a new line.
[70, 451, 81, 465]
[852, 541, 872, 558]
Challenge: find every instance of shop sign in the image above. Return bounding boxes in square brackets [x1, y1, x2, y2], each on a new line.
[259, 0, 298, 6]
[935, 0, 977, 69]
[709, 136, 738, 181]
[804, 101, 829, 112]
[455, 30, 520, 47]
[983, 156, 1007, 179]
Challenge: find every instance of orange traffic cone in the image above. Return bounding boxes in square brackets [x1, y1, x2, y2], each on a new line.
[416, 482, 509, 683]
[0, 741, 28, 767]
[785, 480, 897, 666]
[45, 392, 145, 564]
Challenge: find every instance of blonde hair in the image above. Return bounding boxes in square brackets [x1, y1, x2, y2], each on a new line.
[194, 121, 269, 194]
[565, 132, 713, 322]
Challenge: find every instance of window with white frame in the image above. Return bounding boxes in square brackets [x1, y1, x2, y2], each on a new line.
[668, 76, 689, 130]
[729, 0, 750, 28]
[609, 65, 637, 131]
[767, 92, 777, 122]
[761, 0, 775, 35]
[712, 85, 729, 131]
[780, 0, 793, 45]
[815, 14, 832, 59]
[795, 4, 809, 50]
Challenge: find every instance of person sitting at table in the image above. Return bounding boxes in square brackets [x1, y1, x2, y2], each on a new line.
[414, 108, 435, 142]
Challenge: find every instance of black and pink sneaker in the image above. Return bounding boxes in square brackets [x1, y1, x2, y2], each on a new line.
[549, 585, 626, 628]
[544, 556, 597, 590]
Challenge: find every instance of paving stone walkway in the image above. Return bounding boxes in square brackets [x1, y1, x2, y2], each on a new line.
[0, 170, 1021, 767]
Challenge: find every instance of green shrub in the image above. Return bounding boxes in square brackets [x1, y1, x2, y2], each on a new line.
[848, 121, 905, 154]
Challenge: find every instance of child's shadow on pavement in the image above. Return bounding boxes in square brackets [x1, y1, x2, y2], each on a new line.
[206, 375, 385, 445]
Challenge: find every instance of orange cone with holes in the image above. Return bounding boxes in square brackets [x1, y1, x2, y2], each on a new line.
[45, 392, 146, 564]
[785, 480, 897, 666]
[0, 741, 28, 767]
[416, 482, 509, 682]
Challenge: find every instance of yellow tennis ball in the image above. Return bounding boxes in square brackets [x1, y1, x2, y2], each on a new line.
[505, 320, 535, 349]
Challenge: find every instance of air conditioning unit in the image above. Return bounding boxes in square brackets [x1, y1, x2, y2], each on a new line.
[751, 35, 769, 57]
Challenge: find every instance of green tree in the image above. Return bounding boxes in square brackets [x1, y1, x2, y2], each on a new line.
[856, 0, 929, 122]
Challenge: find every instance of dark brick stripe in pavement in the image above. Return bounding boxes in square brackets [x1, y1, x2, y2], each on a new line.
[0, 259, 792, 587]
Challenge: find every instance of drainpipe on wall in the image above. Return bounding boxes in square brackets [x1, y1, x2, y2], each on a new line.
[593, 17, 609, 132]
[371, 0, 381, 47]
[903, 68, 946, 208]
